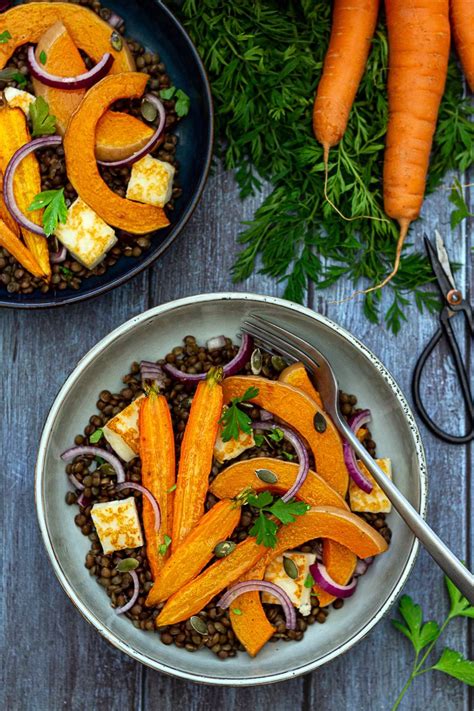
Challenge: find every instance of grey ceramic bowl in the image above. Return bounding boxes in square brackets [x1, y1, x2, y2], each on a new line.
[35, 293, 427, 685]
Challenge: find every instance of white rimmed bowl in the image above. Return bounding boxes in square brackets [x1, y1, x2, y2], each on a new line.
[35, 293, 427, 685]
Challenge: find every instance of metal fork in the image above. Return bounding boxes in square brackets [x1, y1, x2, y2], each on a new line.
[241, 313, 474, 603]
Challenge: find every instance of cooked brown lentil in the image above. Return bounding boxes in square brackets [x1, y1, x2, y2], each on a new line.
[64, 336, 392, 658]
[0, 0, 183, 297]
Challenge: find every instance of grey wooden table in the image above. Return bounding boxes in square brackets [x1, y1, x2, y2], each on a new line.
[1, 163, 472, 711]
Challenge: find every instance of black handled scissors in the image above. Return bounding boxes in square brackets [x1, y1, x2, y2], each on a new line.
[412, 232, 473, 444]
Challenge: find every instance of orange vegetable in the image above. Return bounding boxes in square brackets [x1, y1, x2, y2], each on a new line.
[64, 73, 170, 233]
[222, 376, 348, 496]
[0, 218, 45, 278]
[0, 171, 20, 238]
[230, 507, 387, 656]
[0, 106, 50, 278]
[312, 0, 379, 165]
[314, 540, 357, 607]
[0, 2, 135, 72]
[146, 499, 242, 606]
[157, 506, 387, 629]
[33, 21, 153, 159]
[450, 0, 474, 91]
[139, 389, 175, 580]
[381, 0, 450, 288]
[279, 362, 323, 408]
[172, 367, 224, 550]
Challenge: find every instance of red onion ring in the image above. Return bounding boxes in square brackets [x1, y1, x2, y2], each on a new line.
[115, 569, 139, 615]
[115, 481, 161, 531]
[68, 473, 84, 491]
[28, 45, 114, 90]
[251, 421, 309, 502]
[3, 136, 62, 235]
[164, 333, 253, 383]
[310, 562, 357, 598]
[140, 360, 166, 387]
[50, 244, 67, 263]
[217, 580, 296, 629]
[343, 409, 373, 493]
[260, 409, 274, 421]
[0, 2, 11, 12]
[76, 492, 90, 508]
[106, 11, 124, 29]
[97, 93, 166, 168]
[354, 558, 374, 577]
[61, 445, 125, 483]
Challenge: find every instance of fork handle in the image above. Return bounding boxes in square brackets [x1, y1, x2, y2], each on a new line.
[343, 425, 474, 603]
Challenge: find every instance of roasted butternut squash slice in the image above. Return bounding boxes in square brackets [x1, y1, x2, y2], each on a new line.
[222, 376, 349, 496]
[33, 22, 153, 160]
[0, 218, 45, 278]
[279, 362, 323, 409]
[0, 2, 135, 72]
[64, 73, 169, 233]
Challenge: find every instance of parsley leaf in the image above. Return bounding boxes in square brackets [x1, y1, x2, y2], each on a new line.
[219, 386, 258, 441]
[254, 433, 264, 447]
[249, 510, 278, 548]
[432, 648, 474, 686]
[268, 427, 284, 443]
[39, 50, 47, 65]
[89, 428, 103, 444]
[0, 30, 11, 44]
[391, 596, 439, 654]
[159, 86, 191, 117]
[304, 573, 315, 589]
[28, 188, 68, 236]
[159, 534, 172, 555]
[247, 490, 273, 509]
[248, 492, 309, 548]
[269, 498, 310, 525]
[445, 574, 474, 619]
[282, 451, 294, 461]
[0, 67, 27, 88]
[29, 96, 57, 137]
[449, 180, 474, 230]
[232, 608, 242, 615]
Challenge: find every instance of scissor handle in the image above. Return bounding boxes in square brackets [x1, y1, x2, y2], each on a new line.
[412, 318, 474, 444]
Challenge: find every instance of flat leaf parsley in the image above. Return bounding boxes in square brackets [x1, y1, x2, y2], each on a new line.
[28, 188, 68, 236]
[219, 386, 258, 442]
[247, 491, 309, 548]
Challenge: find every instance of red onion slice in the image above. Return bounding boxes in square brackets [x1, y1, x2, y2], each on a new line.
[217, 580, 296, 630]
[140, 360, 166, 387]
[68, 473, 84, 491]
[61, 445, 125, 483]
[343, 409, 373, 493]
[115, 569, 139, 615]
[97, 93, 166, 168]
[310, 562, 357, 598]
[115, 481, 161, 531]
[106, 11, 124, 29]
[76, 492, 90, 508]
[0, 2, 11, 12]
[164, 333, 253, 383]
[50, 244, 67, 263]
[28, 45, 114, 89]
[251, 421, 309, 502]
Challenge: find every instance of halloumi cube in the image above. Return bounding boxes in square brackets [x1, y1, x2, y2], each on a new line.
[4, 87, 36, 115]
[102, 394, 145, 462]
[55, 197, 117, 269]
[349, 458, 392, 513]
[262, 551, 316, 616]
[126, 155, 174, 208]
[91, 497, 144, 554]
[213, 422, 255, 463]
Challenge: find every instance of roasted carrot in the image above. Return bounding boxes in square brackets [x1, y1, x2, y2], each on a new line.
[450, 0, 474, 91]
[0, 171, 20, 238]
[313, 0, 379, 165]
[380, 0, 450, 288]
[171, 367, 224, 550]
[146, 498, 242, 606]
[139, 388, 175, 580]
[0, 218, 45, 278]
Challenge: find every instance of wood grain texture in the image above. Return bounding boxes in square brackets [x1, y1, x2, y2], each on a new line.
[0, 158, 471, 711]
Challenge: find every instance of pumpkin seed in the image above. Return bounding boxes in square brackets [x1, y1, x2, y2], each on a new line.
[190, 616, 208, 636]
[110, 31, 123, 51]
[283, 556, 298, 579]
[250, 348, 262, 375]
[213, 540, 236, 558]
[141, 99, 158, 123]
[116, 558, 139, 573]
[314, 412, 327, 433]
[271, 355, 286, 372]
[255, 468, 278, 484]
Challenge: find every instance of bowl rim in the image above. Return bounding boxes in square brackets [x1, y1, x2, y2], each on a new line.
[35, 292, 428, 685]
[0, 0, 214, 310]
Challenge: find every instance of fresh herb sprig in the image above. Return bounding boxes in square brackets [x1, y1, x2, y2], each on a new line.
[247, 490, 309, 548]
[28, 188, 67, 236]
[176, 0, 474, 332]
[219, 386, 258, 441]
[0, 30, 11, 44]
[159, 86, 191, 117]
[391, 575, 474, 710]
[29, 96, 57, 138]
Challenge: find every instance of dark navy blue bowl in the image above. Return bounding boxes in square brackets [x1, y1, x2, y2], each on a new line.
[1, 0, 213, 308]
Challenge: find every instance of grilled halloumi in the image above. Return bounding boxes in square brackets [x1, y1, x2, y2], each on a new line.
[126, 155, 175, 208]
[349, 458, 392, 513]
[262, 551, 316, 616]
[3, 87, 36, 115]
[213, 423, 255, 463]
[102, 394, 144, 462]
[54, 197, 117, 269]
[91, 497, 144, 554]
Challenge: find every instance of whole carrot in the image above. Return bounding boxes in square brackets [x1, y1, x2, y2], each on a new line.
[171, 367, 224, 550]
[313, 0, 379, 166]
[450, 0, 474, 91]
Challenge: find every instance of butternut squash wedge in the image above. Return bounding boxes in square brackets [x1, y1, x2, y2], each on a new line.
[0, 106, 50, 278]
[33, 22, 153, 160]
[0, 2, 135, 72]
[64, 73, 169, 233]
[0, 218, 45, 277]
[279, 362, 323, 409]
[222, 376, 349, 496]
[0, 171, 20, 238]
[156, 506, 387, 628]
[230, 507, 387, 656]
[146, 499, 242, 607]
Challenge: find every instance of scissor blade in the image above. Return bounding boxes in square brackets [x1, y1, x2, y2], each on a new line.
[435, 230, 456, 290]
[423, 233, 455, 298]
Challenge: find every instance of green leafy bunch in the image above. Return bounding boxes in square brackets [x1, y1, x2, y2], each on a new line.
[175, 0, 473, 332]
